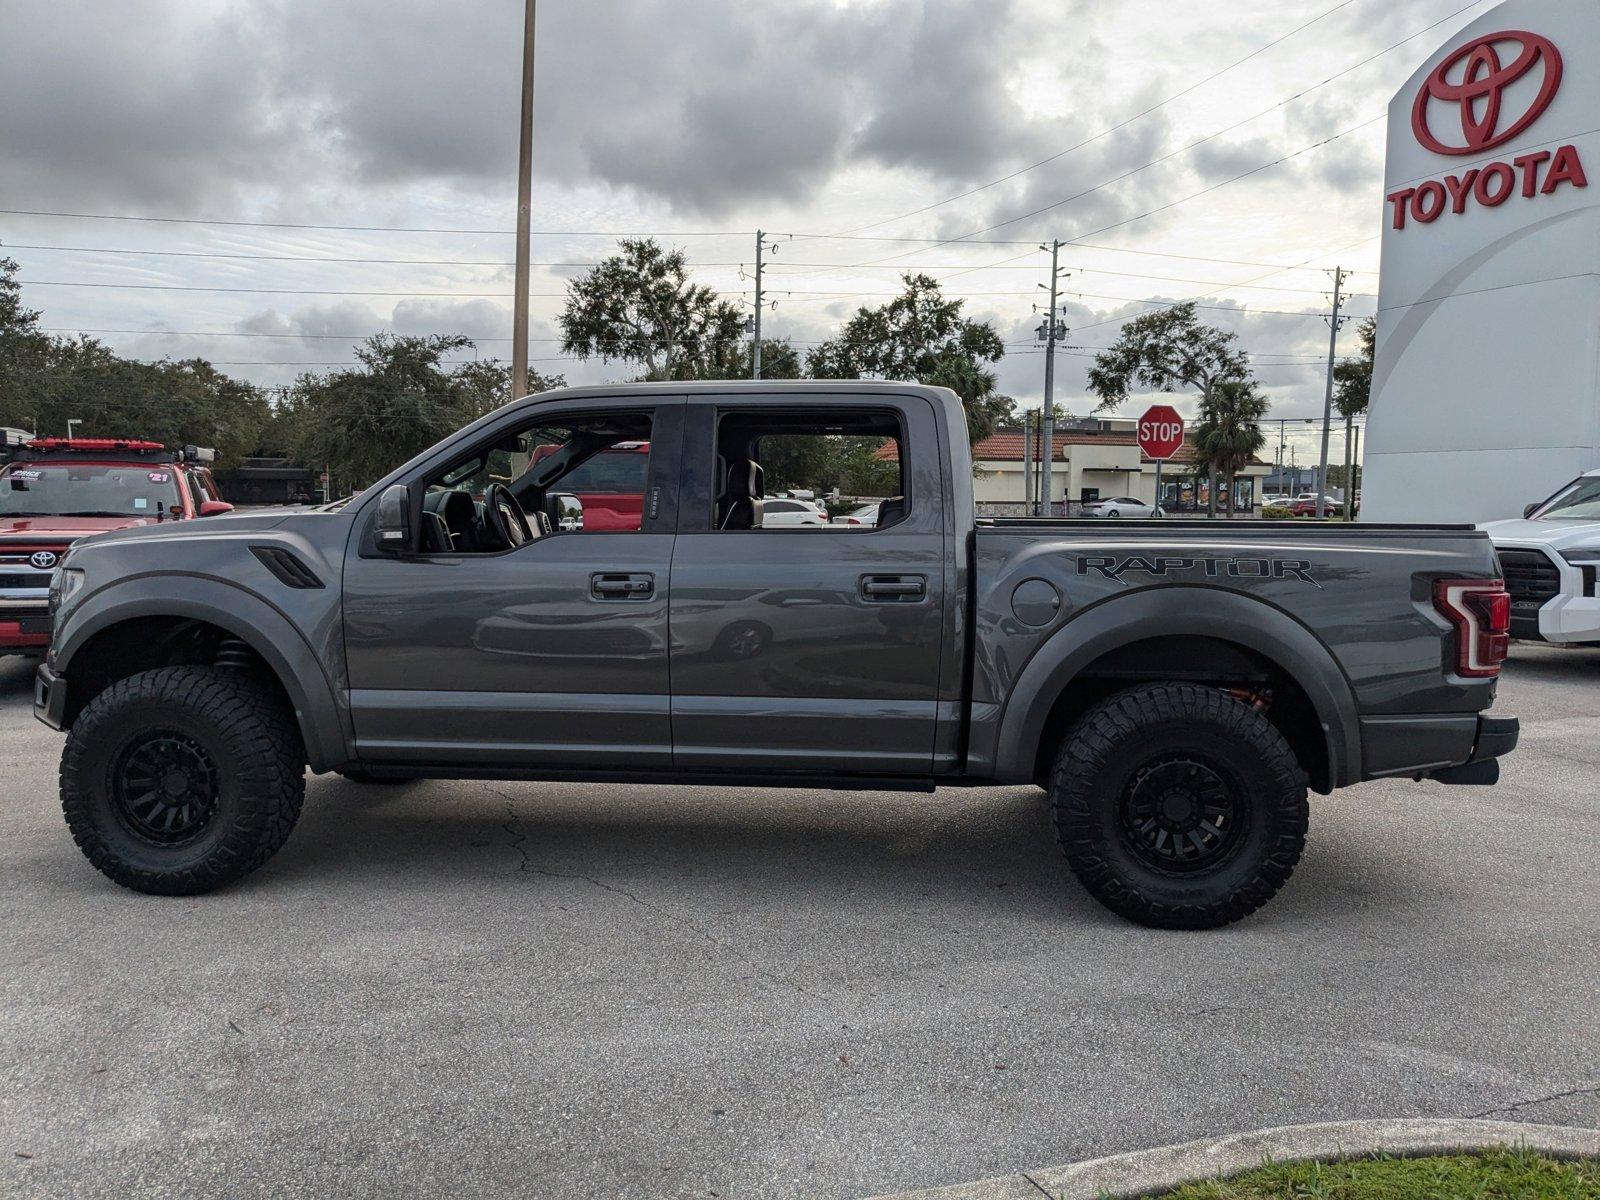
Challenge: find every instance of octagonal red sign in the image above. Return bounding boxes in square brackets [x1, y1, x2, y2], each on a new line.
[1137, 404, 1184, 461]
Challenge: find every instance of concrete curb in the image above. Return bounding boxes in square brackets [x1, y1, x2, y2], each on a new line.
[865, 1118, 1600, 1200]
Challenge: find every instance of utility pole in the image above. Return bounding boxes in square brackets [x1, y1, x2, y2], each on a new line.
[752, 229, 765, 379]
[510, 0, 537, 400]
[1022, 412, 1036, 515]
[1347, 423, 1362, 520]
[1038, 240, 1067, 517]
[1316, 267, 1348, 518]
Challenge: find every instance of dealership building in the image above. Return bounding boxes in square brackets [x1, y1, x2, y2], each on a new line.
[1363, 1, 1600, 523]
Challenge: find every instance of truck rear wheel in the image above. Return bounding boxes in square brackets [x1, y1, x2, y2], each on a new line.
[1049, 683, 1308, 930]
[61, 667, 305, 895]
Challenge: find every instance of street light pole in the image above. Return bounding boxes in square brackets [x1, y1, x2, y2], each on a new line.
[510, 0, 537, 401]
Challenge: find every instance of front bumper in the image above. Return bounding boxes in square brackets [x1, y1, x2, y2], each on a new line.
[1361, 712, 1519, 786]
[34, 662, 67, 730]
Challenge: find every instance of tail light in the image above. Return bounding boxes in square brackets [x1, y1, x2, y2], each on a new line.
[1433, 578, 1510, 678]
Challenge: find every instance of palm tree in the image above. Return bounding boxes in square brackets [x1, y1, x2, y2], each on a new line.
[1191, 379, 1268, 518]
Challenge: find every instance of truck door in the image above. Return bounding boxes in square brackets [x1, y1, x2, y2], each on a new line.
[341, 399, 681, 768]
[667, 396, 946, 774]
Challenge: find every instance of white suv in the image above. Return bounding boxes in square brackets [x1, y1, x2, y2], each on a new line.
[1482, 468, 1600, 645]
[761, 498, 830, 527]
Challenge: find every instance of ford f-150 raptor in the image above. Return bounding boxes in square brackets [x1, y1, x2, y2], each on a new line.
[35, 382, 1519, 928]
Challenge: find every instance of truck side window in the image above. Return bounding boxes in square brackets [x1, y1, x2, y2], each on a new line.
[710, 408, 906, 531]
[420, 411, 655, 550]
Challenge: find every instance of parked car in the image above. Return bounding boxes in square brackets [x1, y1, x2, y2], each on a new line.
[761, 497, 830, 526]
[1289, 496, 1339, 517]
[1, 438, 229, 656]
[835, 502, 880, 527]
[1084, 496, 1159, 519]
[529, 440, 649, 531]
[1482, 467, 1600, 645]
[37, 381, 1517, 930]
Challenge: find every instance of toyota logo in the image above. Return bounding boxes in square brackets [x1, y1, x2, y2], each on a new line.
[29, 551, 58, 570]
[1413, 30, 1563, 156]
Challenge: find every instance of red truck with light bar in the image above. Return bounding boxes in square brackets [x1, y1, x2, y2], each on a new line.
[0, 438, 232, 655]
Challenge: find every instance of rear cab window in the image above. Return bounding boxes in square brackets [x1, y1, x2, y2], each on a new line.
[708, 407, 907, 532]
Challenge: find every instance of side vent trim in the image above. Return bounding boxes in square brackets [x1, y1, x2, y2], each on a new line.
[250, 545, 325, 589]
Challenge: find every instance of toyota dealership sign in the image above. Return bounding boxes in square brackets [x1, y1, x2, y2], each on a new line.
[1364, 3, 1600, 524]
[1388, 31, 1584, 229]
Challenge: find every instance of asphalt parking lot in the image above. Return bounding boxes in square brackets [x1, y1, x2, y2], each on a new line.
[2, 648, 1596, 1200]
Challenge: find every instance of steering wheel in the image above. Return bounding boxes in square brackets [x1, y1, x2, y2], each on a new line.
[481, 483, 533, 550]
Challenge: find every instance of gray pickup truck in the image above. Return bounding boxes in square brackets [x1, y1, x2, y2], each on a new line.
[35, 381, 1518, 928]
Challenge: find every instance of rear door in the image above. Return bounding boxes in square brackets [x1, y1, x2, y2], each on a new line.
[667, 394, 947, 774]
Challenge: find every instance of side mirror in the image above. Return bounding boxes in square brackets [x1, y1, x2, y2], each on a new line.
[551, 492, 584, 531]
[1523, 503, 1540, 518]
[375, 484, 413, 553]
[198, 500, 234, 517]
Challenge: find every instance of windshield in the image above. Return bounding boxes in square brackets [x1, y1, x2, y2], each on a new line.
[1533, 475, 1600, 520]
[0, 462, 183, 518]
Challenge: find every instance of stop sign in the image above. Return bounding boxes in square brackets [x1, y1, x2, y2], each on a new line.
[1137, 404, 1184, 460]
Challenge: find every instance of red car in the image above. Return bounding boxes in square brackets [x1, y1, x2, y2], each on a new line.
[0, 438, 232, 654]
[531, 440, 649, 531]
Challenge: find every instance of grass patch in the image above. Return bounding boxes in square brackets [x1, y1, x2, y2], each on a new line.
[1157, 1148, 1600, 1199]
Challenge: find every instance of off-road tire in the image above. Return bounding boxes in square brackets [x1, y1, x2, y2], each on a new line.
[1050, 682, 1308, 930]
[61, 666, 305, 895]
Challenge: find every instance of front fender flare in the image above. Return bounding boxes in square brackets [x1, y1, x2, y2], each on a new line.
[989, 586, 1360, 789]
[53, 574, 350, 772]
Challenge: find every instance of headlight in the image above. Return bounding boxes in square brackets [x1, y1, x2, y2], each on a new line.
[49, 568, 85, 614]
[1559, 547, 1600, 565]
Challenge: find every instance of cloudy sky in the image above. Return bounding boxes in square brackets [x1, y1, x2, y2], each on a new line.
[1, 0, 1496, 461]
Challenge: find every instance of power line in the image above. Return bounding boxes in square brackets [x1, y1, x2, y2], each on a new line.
[0, 242, 747, 269]
[826, 0, 1487, 276]
[0, 209, 746, 237]
[834, 0, 1366, 236]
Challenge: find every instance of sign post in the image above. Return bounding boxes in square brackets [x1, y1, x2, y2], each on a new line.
[1137, 404, 1185, 517]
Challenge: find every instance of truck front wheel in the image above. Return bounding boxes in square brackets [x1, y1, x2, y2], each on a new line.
[1049, 683, 1308, 929]
[60, 667, 306, 895]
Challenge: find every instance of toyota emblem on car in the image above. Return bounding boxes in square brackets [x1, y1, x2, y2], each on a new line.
[30, 551, 58, 570]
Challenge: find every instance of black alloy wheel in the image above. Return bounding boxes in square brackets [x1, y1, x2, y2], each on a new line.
[111, 731, 222, 846]
[1118, 755, 1245, 872]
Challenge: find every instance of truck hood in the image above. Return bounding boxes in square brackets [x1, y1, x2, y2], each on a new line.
[0, 514, 161, 541]
[1480, 517, 1600, 550]
[69, 508, 293, 549]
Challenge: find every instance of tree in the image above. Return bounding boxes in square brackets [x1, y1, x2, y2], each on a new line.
[1189, 379, 1268, 518]
[1088, 301, 1251, 515]
[1333, 317, 1375, 419]
[559, 239, 745, 380]
[0, 257, 54, 430]
[1086, 301, 1250, 413]
[281, 335, 558, 491]
[806, 274, 1012, 445]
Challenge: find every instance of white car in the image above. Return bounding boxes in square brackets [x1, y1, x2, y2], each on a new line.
[1084, 496, 1160, 519]
[761, 497, 830, 527]
[1482, 468, 1600, 645]
[834, 503, 880, 528]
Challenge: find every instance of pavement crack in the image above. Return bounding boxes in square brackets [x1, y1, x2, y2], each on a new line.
[496, 790, 816, 1000]
[1019, 1170, 1055, 1199]
[1467, 1081, 1600, 1119]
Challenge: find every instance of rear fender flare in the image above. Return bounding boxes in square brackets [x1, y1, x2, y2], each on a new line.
[53, 575, 349, 772]
[991, 586, 1359, 788]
